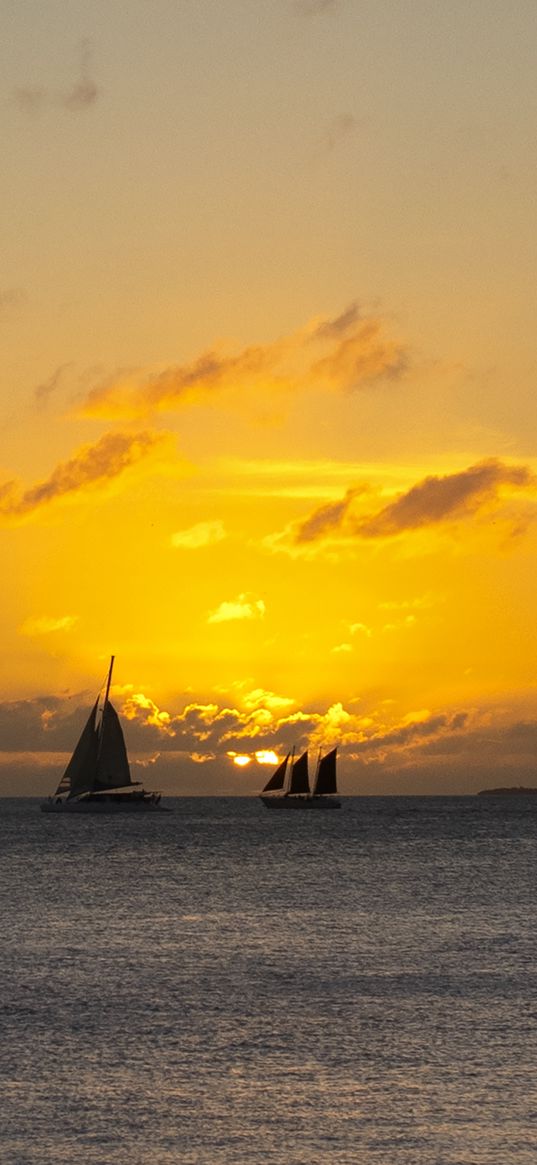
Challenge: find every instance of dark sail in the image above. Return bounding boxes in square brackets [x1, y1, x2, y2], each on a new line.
[95, 702, 133, 790]
[313, 747, 337, 796]
[262, 755, 289, 793]
[40, 656, 169, 813]
[288, 751, 310, 795]
[62, 699, 100, 798]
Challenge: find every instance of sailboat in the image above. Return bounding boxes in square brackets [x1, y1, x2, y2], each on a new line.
[259, 747, 341, 809]
[40, 657, 169, 813]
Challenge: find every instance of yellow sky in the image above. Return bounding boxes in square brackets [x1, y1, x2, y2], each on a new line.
[2, 1, 537, 794]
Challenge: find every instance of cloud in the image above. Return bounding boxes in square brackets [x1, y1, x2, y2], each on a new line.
[171, 520, 227, 549]
[241, 687, 294, 712]
[20, 615, 79, 637]
[310, 319, 408, 391]
[295, 486, 362, 543]
[352, 711, 469, 757]
[0, 429, 165, 521]
[4, 682, 537, 795]
[114, 691, 316, 755]
[270, 458, 537, 553]
[122, 693, 175, 734]
[82, 304, 408, 419]
[34, 363, 72, 407]
[14, 40, 99, 115]
[207, 593, 266, 624]
[314, 301, 361, 338]
[0, 696, 92, 752]
[358, 459, 536, 538]
[62, 41, 98, 110]
[321, 112, 359, 153]
[350, 622, 373, 637]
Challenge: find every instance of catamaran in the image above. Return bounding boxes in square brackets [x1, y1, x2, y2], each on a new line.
[40, 656, 169, 813]
[259, 747, 341, 809]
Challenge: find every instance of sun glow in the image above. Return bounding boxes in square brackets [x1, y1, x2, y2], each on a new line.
[2, 1, 537, 795]
[255, 750, 279, 765]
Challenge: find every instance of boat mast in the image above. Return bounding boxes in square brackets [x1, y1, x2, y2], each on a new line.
[102, 655, 115, 714]
[285, 746, 295, 794]
[97, 655, 114, 755]
[313, 748, 321, 795]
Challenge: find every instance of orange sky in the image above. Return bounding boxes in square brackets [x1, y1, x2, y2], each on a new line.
[2, 1, 537, 794]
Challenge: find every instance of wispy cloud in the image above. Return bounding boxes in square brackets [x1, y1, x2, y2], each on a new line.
[314, 301, 361, 338]
[358, 459, 536, 538]
[62, 40, 98, 110]
[269, 458, 537, 552]
[321, 112, 359, 153]
[20, 615, 79, 637]
[34, 364, 72, 407]
[207, 593, 266, 624]
[295, 486, 363, 543]
[171, 520, 227, 550]
[82, 304, 408, 420]
[14, 40, 99, 115]
[0, 430, 165, 521]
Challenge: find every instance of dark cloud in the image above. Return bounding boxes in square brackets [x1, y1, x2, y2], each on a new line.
[34, 363, 72, 406]
[0, 430, 164, 520]
[314, 302, 361, 339]
[5, 693, 537, 797]
[311, 318, 408, 392]
[14, 40, 99, 115]
[62, 41, 98, 110]
[295, 487, 362, 543]
[83, 306, 408, 419]
[358, 459, 535, 538]
[287, 458, 536, 550]
[321, 112, 359, 152]
[0, 696, 89, 752]
[352, 712, 469, 755]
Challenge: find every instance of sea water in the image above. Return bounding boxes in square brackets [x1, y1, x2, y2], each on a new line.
[1, 796, 536, 1165]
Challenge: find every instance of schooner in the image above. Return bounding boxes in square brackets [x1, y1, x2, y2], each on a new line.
[259, 747, 341, 809]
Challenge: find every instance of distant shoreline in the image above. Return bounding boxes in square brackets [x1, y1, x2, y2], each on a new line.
[477, 786, 537, 796]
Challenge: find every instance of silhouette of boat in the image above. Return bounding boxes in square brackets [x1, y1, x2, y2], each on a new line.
[259, 747, 341, 809]
[40, 657, 169, 813]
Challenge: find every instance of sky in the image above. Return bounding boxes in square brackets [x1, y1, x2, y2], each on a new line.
[2, 0, 537, 795]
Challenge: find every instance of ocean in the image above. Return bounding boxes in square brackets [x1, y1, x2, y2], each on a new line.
[1, 795, 536, 1164]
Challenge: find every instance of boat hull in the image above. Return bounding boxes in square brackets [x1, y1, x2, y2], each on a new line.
[259, 795, 341, 809]
[41, 794, 170, 814]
